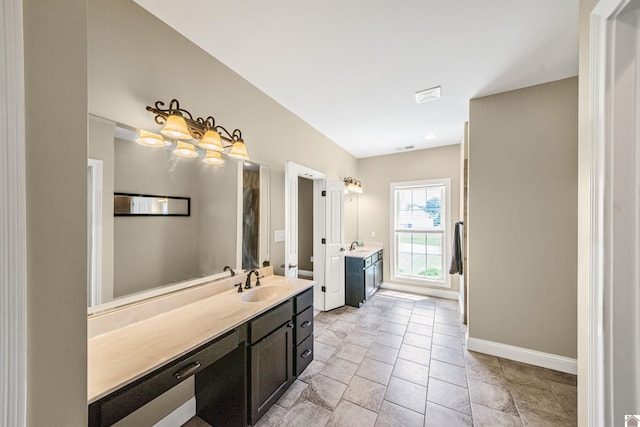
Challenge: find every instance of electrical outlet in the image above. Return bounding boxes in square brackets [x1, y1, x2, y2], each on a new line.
[371, 230, 376, 237]
[274, 230, 285, 242]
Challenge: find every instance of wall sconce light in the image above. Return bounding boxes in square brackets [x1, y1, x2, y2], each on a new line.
[343, 177, 363, 194]
[138, 98, 251, 166]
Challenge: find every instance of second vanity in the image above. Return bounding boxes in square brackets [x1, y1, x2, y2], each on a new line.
[88, 269, 314, 426]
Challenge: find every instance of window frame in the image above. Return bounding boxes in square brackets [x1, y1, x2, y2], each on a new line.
[389, 178, 451, 288]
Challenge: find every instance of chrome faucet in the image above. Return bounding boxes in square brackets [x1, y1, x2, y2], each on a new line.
[349, 241, 358, 251]
[245, 270, 261, 289]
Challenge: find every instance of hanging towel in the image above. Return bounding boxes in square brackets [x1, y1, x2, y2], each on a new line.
[449, 221, 463, 275]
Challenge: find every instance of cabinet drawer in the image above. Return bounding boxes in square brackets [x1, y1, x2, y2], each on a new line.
[371, 251, 379, 263]
[295, 335, 314, 377]
[89, 329, 238, 427]
[295, 306, 314, 346]
[364, 256, 373, 268]
[294, 287, 313, 314]
[249, 300, 293, 344]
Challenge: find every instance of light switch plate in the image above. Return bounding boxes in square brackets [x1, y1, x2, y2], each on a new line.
[275, 230, 285, 242]
[371, 230, 376, 237]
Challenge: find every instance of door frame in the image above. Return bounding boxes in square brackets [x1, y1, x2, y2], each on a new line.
[285, 161, 327, 310]
[1, 0, 27, 424]
[589, 0, 640, 425]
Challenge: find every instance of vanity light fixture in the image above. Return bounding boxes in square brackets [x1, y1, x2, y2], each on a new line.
[135, 130, 167, 148]
[343, 177, 363, 194]
[145, 98, 250, 164]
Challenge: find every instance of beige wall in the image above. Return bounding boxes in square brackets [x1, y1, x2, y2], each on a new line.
[24, 0, 88, 425]
[357, 145, 461, 293]
[298, 177, 314, 272]
[467, 77, 578, 358]
[88, 0, 358, 278]
[577, 0, 598, 424]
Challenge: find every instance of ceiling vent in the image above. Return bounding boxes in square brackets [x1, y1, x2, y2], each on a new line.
[414, 86, 442, 104]
[396, 145, 415, 151]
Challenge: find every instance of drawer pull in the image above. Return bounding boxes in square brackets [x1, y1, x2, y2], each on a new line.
[301, 349, 312, 358]
[300, 320, 312, 328]
[174, 361, 201, 379]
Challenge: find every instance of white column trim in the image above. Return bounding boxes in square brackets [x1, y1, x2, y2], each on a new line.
[0, 0, 27, 425]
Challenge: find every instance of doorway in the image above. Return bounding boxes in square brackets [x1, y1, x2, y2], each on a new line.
[285, 161, 345, 312]
[297, 177, 314, 280]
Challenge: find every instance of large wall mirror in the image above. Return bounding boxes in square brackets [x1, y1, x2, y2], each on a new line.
[87, 116, 270, 314]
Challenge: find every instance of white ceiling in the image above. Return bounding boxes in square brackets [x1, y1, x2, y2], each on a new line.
[133, 0, 579, 158]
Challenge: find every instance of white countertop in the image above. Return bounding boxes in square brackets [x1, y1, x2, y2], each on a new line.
[344, 245, 383, 259]
[88, 275, 313, 403]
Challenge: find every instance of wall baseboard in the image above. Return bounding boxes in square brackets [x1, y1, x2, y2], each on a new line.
[153, 397, 195, 427]
[466, 336, 577, 375]
[380, 282, 458, 300]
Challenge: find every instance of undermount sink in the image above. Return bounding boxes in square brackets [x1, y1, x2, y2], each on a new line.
[351, 249, 371, 254]
[241, 285, 289, 303]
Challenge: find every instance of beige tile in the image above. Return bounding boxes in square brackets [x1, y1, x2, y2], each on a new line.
[508, 381, 565, 415]
[385, 314, 410, 326]
[338, 311, 361, 324]
[432, 332, 462, 350]
[326, 399, 378, 427]
[182, 416, 211, 427]
[384, 377, 427, 414]
[427, 378, 471, 415]
[465, 359, 508, 387]
[278, 398, 332, 427]
[433, 322, 460, 337]
[335, 343, 368, 364]
[365, 342, 399, 365]
[355, 357, 394, 385]
[403, 332, 432, 350]
[276, 379, 308, 409]
[343, 332, 375, 349]
[471, 403, 522, 427]
[328, 320, 357, 336]
[397, 344, 430, 366]
[468, 379, 518, 415]
[513, 398, 575, 427]
[253, 404, 287, 427]
[431, 344, 465, 367]
[406, 322, 433, 337]
[549, 380, 577, 417]
[300, 374, 347, 411]
[409, 313, 434, 326]
[465, 350, 501, 368]
[434, 313, 460, 326]
[389, 306, 413, 316]
[316, 330, 345, 347]
[499, 358, 551, 390]
[298, 359, 324, 383]
[379, 321, 407, 336]
[374, 332, 404, 349]
[321, 356, 359, 385]
[424, 402, 473, 427]
[412, 306, 434, 316]
[429, 360, 468, 388]
[375, 400, 424, 427]
[392, 358, 430, 387]
[394, 300, 416, 309]
[314, 341, 337, 363]
[343, 375, 387, 412]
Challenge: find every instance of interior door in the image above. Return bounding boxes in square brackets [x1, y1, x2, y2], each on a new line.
[284, 162, 299, 279]
[323, 179, 345, 310]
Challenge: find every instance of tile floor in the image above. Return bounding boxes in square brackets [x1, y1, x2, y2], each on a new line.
[185, 289, 577, 427]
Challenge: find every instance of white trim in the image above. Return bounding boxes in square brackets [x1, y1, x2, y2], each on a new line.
[380, 281, 458, 300]
[467, 337, 577, 375]
[298, 269, 314, 277]
[88, 158, 103, 306]
[152, 397, 196, 427]
[589, 1, 639, 426]
[0, 0, 27, 425]
[389, 178, 451, 288]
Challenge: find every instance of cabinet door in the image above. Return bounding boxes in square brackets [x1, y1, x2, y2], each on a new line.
[374, 260, 383, 288]
[249, 322, 293, 425]
[365, 266, 375, 299]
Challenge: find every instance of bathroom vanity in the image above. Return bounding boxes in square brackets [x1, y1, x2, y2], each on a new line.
[345, 247, 383, 308]
[88, 271, 313, 426]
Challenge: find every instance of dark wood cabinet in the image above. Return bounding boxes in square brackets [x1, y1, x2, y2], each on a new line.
[248, 320, 293, 425]
[345, 250, 383, 308]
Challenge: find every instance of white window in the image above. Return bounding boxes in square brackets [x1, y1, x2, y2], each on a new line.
[390, 179, 451, 287]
